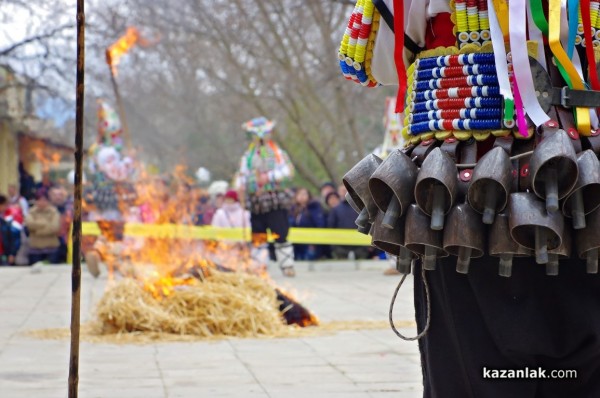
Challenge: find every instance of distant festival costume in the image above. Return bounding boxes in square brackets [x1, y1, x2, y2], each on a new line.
[339, 0, 600, 396]
[87, 100, 136, 221]
[235, 117, 296, 277]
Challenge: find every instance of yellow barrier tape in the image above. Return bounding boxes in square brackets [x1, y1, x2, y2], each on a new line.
[68, 222, 372, 263]
[78, 222, 371, 245]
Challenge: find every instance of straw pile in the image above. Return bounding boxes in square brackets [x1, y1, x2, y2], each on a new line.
[94, 271, 288, 338]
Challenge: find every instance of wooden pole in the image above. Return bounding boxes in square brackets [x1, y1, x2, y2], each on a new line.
[105, 50, 132, 149]
[69, 0, 85, 396]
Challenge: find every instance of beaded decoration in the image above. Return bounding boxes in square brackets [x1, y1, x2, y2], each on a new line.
[338, 0, 380, 87]
[576, 2, 600, 48]
[402, 52, 508, 141]
[452, 0, 491, 49]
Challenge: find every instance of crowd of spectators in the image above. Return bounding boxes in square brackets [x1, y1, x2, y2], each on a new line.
[0, 179, 72, 266]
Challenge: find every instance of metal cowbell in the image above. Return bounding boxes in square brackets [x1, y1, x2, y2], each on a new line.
[443, 203, 485, 274]
[414, 148, 458, 231]
[562, 150, 600, 230]
[371, 212, 413, 274]
[489, 212, 533, 277]
[509, 192, 564, 265]
[404, 204, 448, 271]
[468, 147, 512, 225]
[529, 130, 578, 213]
[369, 149, 419, 230]
[343, 154, 383, 233]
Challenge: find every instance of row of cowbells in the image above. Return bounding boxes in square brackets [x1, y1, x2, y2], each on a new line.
[343, 130, 600, 277]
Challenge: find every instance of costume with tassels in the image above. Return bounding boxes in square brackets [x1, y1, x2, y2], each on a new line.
[235, 117, 296, 277]
[339, 0, 600, 396]
[86, 100, 136, 221]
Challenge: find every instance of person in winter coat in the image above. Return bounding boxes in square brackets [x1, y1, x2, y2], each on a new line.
[211, 190, 250, 228]
[0, 195, 21, 265]
[290, 188, 325, 261]
[25, 190, 61, 265]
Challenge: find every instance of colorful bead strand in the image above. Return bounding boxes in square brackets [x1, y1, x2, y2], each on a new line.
[409, 107, 503, 123]
[410, 97, 503, 112]
[412, 86, 501, 101]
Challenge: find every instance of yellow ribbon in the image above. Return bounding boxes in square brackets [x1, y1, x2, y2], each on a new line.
[548, 0, 591, 134]
[491, 0, 510, 38]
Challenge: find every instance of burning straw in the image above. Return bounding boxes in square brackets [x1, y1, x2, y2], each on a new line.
[94, 271, 288, 338]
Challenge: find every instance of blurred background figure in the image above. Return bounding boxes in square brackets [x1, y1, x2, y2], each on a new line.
[319, 182, 336, 204]
[25, 189, 60, 265]
[18, 163, 36, 203]
[0, 195, 21, 266]
[327, 185, 369, 260]
[211, 190, 250, 228]
[235, 117, 296, 276]
[7, 184, 29, 218]
[325, 192, 341, 211]
[290, 188, 325, 261]
[49, 185, 72, 263]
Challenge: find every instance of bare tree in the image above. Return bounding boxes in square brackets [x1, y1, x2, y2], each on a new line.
[111, 0, 390, 187]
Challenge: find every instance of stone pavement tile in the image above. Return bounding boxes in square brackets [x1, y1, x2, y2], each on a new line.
[268, 391, 372, 398]
[0, 370, 66, 391]
[359, 381, 424, 393]
[249, 364, 337, 376]
[345, 368, 421, 383]
[262, 382, 368, 395]
[158, 359, 246, 373]
[251, 371, 350, 385]
[78, 387, 167, 398]
[369, 392, 422, 398]
[0, 388, 66, 398]
[161, 369, 257, 387]
[237, 355, 330, 367]
[80, 376, 165, 389]
[168, 386, 269, 398]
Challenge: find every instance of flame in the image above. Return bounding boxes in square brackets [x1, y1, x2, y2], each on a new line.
[29, 144, 63, 172]
[106, 27, 140, 76]
[88, 163, 318, 326]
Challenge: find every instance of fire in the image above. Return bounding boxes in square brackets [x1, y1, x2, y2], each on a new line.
[30, 146, 63, 172]
[106, 27, 141, 76]
[88, 163, 318, 326]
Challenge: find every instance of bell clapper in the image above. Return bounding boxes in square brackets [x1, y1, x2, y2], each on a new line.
[587, 249, 598, 274]
[545, 165, 559, 213]
[535, 226, 549, 264]
[456, 247, 472, 274]
[430, 184, 446, 230]
[357, 222, 372, 235]
[423, 245, 437, 270]
[397, 247, 412, 275]
[571, 189, 586, 230]
[546, 254, 559, 276]
[382, 195, 401, 229]
[355, 207, 369, 228]
[498, 254, 513, 277]
[482, 184, 498, 225]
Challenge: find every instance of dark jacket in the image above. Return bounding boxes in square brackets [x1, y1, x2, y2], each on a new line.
[327, 200, 358, 229]
[291, 201, 325, 229]
[0, 218, 21, 257]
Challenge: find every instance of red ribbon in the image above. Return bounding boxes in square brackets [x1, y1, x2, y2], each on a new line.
[581, 0, 600, 91]
[394, 0, 406, 113]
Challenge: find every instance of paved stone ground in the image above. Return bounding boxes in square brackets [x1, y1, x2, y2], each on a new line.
[0, 261, 423, 397]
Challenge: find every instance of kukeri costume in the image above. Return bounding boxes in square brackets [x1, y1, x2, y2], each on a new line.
[339, 0, 600, 396]
[87, 100, 136, 221]
[235, 117, 296, 277]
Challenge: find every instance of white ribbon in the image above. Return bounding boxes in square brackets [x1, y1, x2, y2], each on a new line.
[487, 0, 514, 114]
[509, 0, 551, 127]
